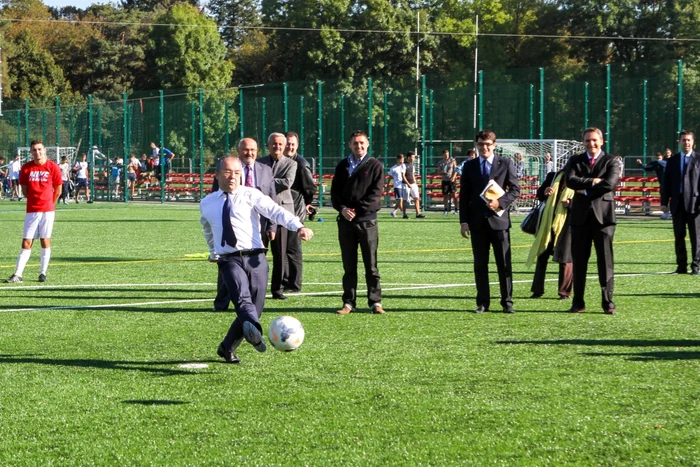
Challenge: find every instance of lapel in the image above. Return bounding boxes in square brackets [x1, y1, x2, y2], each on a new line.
[490, 155, 504, 179]
[587, 151, 606, 175]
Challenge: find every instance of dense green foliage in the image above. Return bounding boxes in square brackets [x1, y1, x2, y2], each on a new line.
[0, 202, 698, 464]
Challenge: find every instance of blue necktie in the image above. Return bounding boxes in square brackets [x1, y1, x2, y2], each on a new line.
[481, 160, 490, 183]
[221, 194, 237, 248]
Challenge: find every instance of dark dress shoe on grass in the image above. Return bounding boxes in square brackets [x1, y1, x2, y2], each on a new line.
[474, 305, 488, 313]
[568, 306, 585, 313]
[503, 306, 515, 314]
[272, 293, 287, 300]
[217, 343, 241, 364]
[530, 293, 543, 299]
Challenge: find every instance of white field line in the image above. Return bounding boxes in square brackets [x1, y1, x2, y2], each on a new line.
[0, 272, 661, 313]
[0, 282, 422, 291]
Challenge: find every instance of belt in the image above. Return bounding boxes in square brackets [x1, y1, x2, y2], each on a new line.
[220, 248, 267, 259]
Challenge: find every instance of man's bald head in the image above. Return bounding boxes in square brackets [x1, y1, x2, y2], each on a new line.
[237, 138, 258, 167]
[216, 156, 243, 193]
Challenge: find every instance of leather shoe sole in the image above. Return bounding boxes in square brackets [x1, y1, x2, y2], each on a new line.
[569, 306, 586, 313]
[242, 321, 267, 352]
[217, 343, 241, 364]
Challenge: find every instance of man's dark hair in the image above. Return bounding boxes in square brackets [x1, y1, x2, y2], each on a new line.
[407, 151, 415, 157]
[285, 131, 300, 141]
[475, 130, 496, 143]
[396, 153, 404, 160]
[30, 139, 44, 147]
[348, 130, 368, 141]
[466, 149, 476, 157]
[680, 130, 695, 139]
[442, 149, 450, 155]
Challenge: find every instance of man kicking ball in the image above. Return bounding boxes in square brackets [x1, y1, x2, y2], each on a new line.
[6, 140, 63, 283]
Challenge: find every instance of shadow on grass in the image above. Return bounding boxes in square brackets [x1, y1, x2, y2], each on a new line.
[496, 339, 700, 361]
[0, 355, 216, 375]
[4, 294, 211, 301]
[122, 400, 190, 406]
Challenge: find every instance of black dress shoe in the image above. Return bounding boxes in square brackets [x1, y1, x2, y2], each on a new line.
[568, 306, 585, 313]
[692, 269, 700, 275]
[673, 267, 688, 274]
[217, 343, 241, 364]
[530, 293, 543, 299]
[503, 306, 515, 313]
[474, 305, 488, 313]
[272, 293, 288, 300]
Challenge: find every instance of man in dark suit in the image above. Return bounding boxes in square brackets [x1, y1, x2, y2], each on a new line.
[661, 130, 700, 274]
[283, 131, 316, 293]
[212, 138, 276, 312]
[564, 127, 620, 314]
[459, 130, 520, 313]
[331, 130, 385, 315]
[258, 133, 297, 300]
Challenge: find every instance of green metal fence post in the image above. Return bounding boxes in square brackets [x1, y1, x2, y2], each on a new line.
[262, 97, 267, 143]
[429, 89, 434, 168]
[283, 82, 289, 132]
[69, 107, 74, 147]
[340, 95, 345, 159]
[16, 110, 21, 150]
[24, 99, 29, 147]
[367, 78, 373, 156]
[678, 59, 684, 139]
[477, 71, 483, 130]
[42, 108, 46, 144]
[55, 97, 60, 147]
[123, 92, 129, 202]
[239, 88, 244, 138]
[317, 81, 323, 207]
[584, 82, 589, 128]
[421, 75, 427, 209]
[97, 106, 102, 150]
[383, 92, 389, 169]
[539, 67, 544, 139]
[88, 95, 94, 199]
[224, 99, 230, 155]
[606, 64, 611, 152]
[190, 101, 195, 166]
[199, 89, 204, 197]
[643, 80, 648, 158]
[528, 84, 534, 139]
[159, 90, 165, 203]
[299, 96, 305, 157]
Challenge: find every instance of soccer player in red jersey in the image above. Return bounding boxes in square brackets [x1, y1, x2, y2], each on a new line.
[6, 140, 63, 283]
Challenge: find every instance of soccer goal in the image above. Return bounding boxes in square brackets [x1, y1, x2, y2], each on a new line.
[17, 146, 79, 167]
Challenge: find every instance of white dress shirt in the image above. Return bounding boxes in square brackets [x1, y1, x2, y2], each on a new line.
[200, 187, 304, 255]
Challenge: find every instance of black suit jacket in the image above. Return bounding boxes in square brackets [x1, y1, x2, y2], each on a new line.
[661, 151, 700, 214]
[564, 151, 619, 226]
[459, 155, 520, 230]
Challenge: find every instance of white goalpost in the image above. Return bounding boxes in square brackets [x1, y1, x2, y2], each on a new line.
[17, 146, 79, 166]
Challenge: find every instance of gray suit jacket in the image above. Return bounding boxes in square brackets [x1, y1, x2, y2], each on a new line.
[258, 155, 297, 213]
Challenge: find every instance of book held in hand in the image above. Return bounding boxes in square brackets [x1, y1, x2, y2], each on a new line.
[480, 180, 506, 217]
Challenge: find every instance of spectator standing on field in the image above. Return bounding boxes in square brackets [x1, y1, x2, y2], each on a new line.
[150, 142, 175, 184]
[6, 140, 63, 284]
[438, 149, 459, 215]
[637, 153, 669, 219]
[405, 151, 426, 219]
[0, 156, 7, 199]
[73, 153, 92, 203]
[283, 131, 316, 293]
[514, 153, 526, 178]
[10, 154, 22, 201]
[388, 154, 409, 219]
[59, 156, 72, 205]
[543, 152, 554, 175]
[332, 130, 386, 315]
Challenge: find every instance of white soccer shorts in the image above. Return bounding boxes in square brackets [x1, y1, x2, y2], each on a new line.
[23, 211, 56, 240]
[409, 183, 420, 199]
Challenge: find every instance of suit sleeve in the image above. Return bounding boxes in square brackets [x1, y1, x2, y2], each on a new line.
[565, 156, 592, 190]
[274, 159, 297, 193]
[497, 160, 520, 210]
[585, 159, 620, 199]
[536, 172, 555, 202]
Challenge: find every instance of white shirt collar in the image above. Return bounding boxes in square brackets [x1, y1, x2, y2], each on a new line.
[480, 155, 494, 165]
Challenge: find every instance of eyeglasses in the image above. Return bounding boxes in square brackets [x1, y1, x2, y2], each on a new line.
[476, 141, 495, 148]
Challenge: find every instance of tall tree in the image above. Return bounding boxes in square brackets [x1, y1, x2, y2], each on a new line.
[146, 3, 234, 91]
[207, 0, 261, 48]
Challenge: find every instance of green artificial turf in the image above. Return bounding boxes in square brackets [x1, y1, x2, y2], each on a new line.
[0, 202, 698, 465]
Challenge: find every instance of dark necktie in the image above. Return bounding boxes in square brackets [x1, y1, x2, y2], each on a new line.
[221, 194, 237, 248]
[481, 160, 489, 183]
[245, 166, 254, 187]
[590, 157, 596, 167]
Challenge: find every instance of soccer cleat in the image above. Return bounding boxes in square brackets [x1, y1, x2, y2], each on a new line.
[416, 214, 426, 219]
[87, 200, 94, 204]
[391, 210, 397, 218]
[38, 274, 47, 283]
[6, 274, 23, 283]
[242, 321, 266, 352]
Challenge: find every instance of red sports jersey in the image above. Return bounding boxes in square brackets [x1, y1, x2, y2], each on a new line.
[19, 160, 63, 213]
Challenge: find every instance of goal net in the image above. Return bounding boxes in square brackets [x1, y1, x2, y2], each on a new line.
[17, 146, 79, 167]
[495, 139, 585, 211]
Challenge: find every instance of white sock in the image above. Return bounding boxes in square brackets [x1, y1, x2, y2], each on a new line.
[40, 248, 51, 275]
[15, 249, 32, 277]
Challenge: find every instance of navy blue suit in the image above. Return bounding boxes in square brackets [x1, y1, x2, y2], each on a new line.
[661, 151, 700, 272]
[459, 155, 520, 309]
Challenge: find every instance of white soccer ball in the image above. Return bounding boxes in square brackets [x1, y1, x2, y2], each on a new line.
[268, 316, 305, 352]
